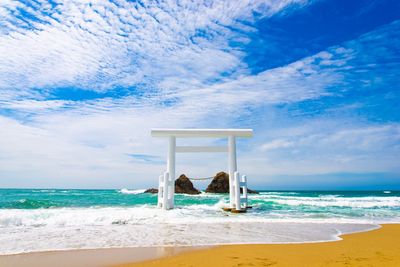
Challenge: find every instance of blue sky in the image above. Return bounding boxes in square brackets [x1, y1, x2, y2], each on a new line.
[0, 0, 399, 189]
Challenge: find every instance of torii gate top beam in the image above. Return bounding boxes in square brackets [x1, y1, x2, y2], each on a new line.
[151, 128, 253, 138]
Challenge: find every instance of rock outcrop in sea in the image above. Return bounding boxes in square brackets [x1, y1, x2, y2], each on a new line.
[175, 174, 201, 195]
[205, 171, 258, 194]
[145, 172, 257, 194]
[144, 174, 201, 194]
[205, 172, 229, 193]
[144, 188, 158, 194]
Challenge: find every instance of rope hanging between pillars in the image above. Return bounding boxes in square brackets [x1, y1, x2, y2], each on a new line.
[187, 176, 214, 181]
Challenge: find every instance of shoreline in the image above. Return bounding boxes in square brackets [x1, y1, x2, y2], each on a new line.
[0, 221, 380, 256]
[119, 224, 400, 267]
[0, 246, 200, 267]
[1, 223, 398, 267]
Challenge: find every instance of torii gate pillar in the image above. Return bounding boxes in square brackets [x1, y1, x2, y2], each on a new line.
[228, 136, 237, 209]
[151, 128, 253, 211]
[167, 136, 176, 209]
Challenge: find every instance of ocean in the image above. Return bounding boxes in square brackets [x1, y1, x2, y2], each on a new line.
[1, 189, 399, 255]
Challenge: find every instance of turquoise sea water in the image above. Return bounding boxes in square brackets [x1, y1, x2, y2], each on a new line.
[1, 189, 399, 220]
[0, 189, 399, 254]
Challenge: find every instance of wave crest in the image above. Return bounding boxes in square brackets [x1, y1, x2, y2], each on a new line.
[119, 188, 146, 195]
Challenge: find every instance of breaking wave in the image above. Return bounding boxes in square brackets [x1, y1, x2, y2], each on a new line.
[0, 189, 399, 255]
[120, 188, 146, 195]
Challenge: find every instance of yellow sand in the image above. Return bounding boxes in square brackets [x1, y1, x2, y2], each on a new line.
[121, 224, 400, 267]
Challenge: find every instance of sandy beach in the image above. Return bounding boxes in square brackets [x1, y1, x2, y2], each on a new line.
[0, 246, 195, 267]
[1, 224, 399, 267]
[119, 224, 400, 267]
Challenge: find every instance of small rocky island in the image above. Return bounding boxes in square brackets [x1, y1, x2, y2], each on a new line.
[145, 171, 257, 194]
[144, 188, 158, 194]
[205, 171, 230, 193]
[206, 171, 258, 194]
[174, 174, 201, 194]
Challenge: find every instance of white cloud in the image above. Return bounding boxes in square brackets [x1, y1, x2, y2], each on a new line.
[1, 1, 399, 188]
[261, 139, 293, 151]
[246, 121, 400, 178]
[0, 0, 310, 96]
[0, 22, 371, 187]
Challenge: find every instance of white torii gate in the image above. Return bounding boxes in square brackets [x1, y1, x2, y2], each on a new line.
[151, 128, 253, 211]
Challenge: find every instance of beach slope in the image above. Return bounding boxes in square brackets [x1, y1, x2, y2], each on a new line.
[120, 224, 400, 267]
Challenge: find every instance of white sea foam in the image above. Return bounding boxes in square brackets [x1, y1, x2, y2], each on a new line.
[252, 194, 400, 208]
[0, 215, 379, 255]
[1, 194, 399, 229]
[120, 188, 146, 194]
[0, 192, 399, 255]
[0, 203, 394, 230]
[270, 198, 400, 208]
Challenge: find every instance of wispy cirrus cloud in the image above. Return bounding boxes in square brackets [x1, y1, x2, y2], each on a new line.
[0, 0, 309, 95]
[0, 0, 399, 189]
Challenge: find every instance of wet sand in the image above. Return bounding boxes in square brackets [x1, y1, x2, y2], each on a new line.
[119, 224, 400, 267]
[0, 246, 195, 267]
